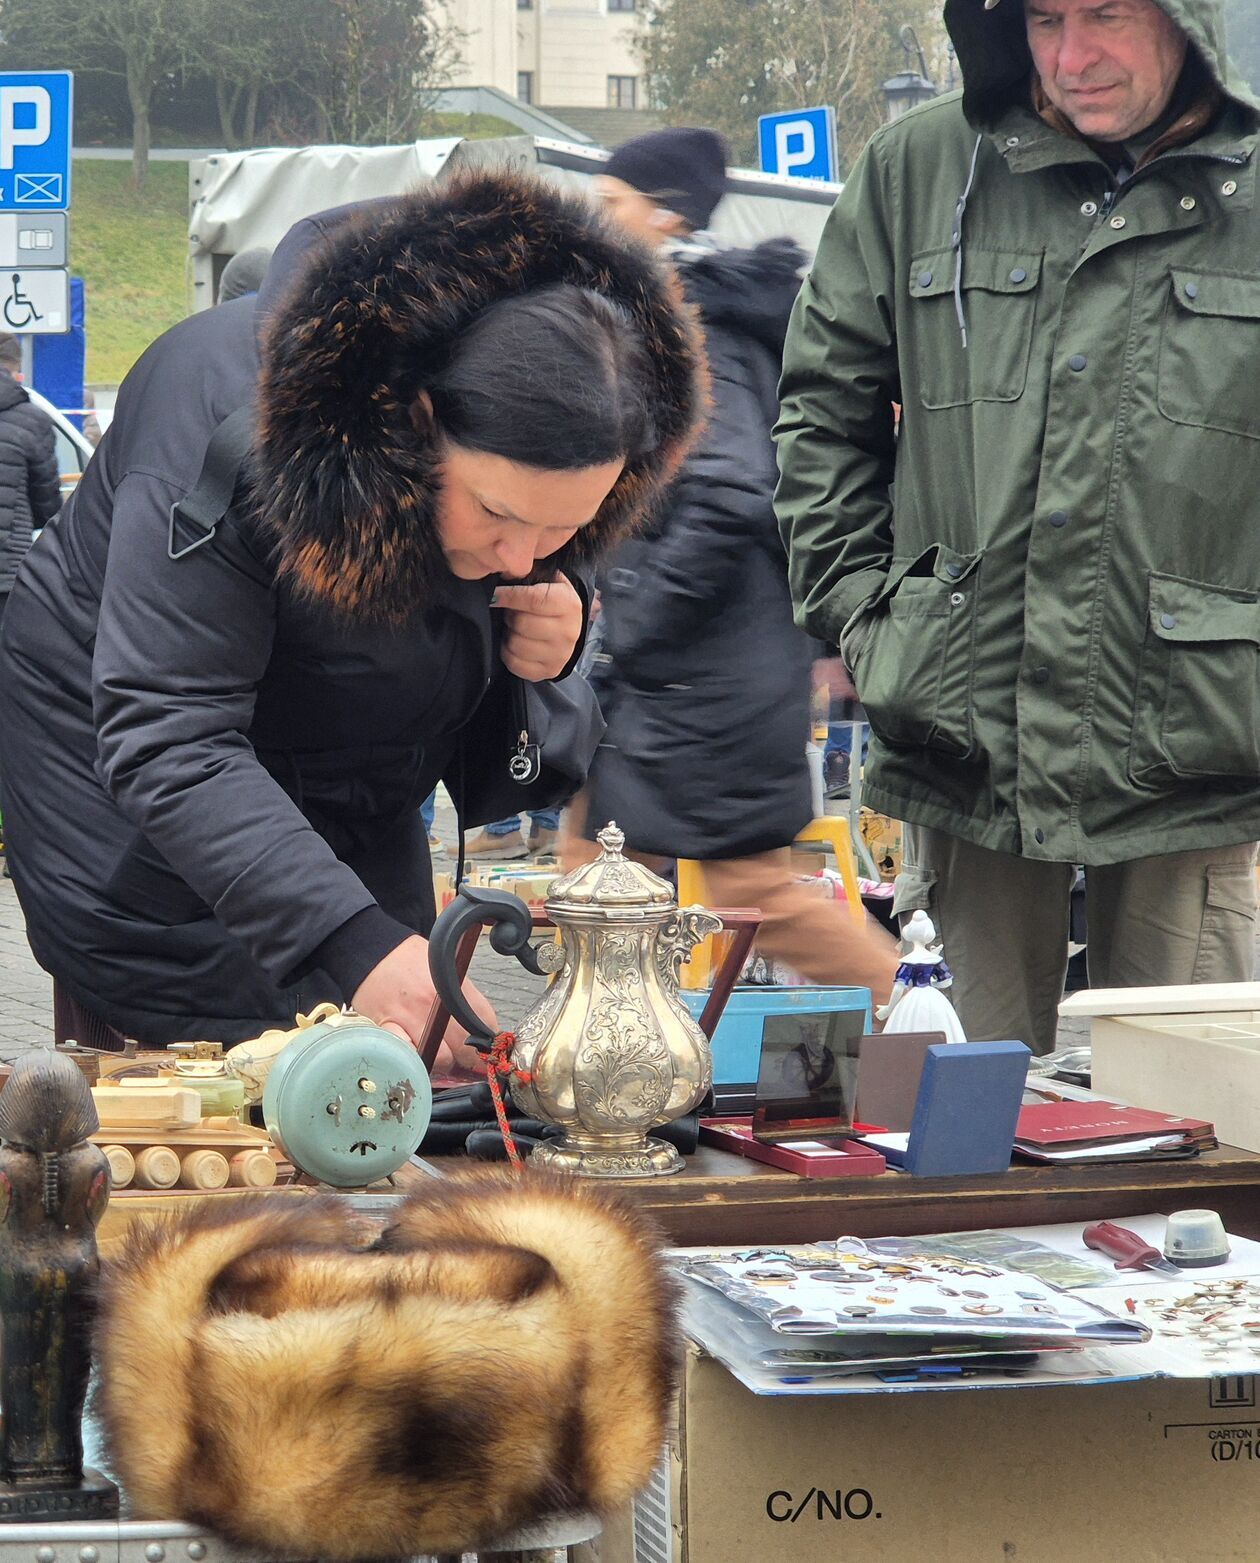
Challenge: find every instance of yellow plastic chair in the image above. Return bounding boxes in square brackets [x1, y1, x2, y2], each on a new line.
[675, 816, 865, 990]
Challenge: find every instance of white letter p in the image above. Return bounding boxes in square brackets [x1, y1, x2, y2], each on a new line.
[0, 88, 51, 172]
[775, 120, 816, 177]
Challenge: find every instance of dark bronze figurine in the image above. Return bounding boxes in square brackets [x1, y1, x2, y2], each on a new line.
[0, 1050, 117, 1519]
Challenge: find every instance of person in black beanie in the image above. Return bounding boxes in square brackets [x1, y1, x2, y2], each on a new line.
[567, 130, 899, 998]
[599, 127, 728, 239]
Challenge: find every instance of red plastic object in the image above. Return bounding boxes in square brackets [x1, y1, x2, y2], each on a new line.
[1083, 1220, 1178, 1273]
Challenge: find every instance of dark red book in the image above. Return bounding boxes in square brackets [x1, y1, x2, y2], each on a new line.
[1015, 1101, 1215, 1149]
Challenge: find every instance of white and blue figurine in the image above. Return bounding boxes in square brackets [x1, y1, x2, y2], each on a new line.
[875, 909, 968, 1043]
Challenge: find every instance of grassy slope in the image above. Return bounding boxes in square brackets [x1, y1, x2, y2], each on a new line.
[69, 159, 189, 386]
[70, 114, 524, 384]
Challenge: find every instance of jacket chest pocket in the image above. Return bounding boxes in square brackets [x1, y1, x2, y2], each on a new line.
[908, 249, 1042, 410]
[843, 546, 982, 759]
[1158, 269, 1260, 440]
[1129, 573, 1260, 786]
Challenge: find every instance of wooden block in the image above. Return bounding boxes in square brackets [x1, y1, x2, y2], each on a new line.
[92, 1083, 202, 1129]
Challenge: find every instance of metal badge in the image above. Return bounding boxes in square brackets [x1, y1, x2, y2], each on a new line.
[509, 730, 541, 785]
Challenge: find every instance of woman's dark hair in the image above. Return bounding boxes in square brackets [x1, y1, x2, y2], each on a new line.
[423, 284, 658, 469]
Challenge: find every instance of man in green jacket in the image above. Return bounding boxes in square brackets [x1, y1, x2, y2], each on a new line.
[776, 0, 1260, 1054]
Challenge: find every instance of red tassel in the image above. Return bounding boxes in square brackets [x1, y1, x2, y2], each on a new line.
[485, 1031, 532, 1171]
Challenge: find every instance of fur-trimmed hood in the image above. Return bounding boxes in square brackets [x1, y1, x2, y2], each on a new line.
[92, 1172, 679, 1560]
[255, 170, 705, 622]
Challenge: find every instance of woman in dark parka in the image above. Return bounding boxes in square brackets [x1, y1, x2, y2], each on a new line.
[0, 170, 702, 1047]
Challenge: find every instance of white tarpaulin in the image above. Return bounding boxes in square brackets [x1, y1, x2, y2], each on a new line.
[188, 135, 841, 310]
[188, 139, 461, 306]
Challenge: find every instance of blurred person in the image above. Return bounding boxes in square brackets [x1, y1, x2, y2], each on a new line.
[0, 172, 702, 1051]
[567, 130, 899, 1000]
[466, 807, 560, 860]
[217, 247, 272, 304]
[0, 334, 60, 636]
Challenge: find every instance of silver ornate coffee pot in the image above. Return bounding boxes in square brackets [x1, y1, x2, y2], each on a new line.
[428, 823, 721, 1176]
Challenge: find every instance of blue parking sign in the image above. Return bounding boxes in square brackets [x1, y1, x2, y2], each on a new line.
[758, 107, 837, 183]
[0, 72, 72, 212]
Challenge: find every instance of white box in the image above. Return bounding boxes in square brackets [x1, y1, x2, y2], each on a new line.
[1060, 984, 1260, 1152]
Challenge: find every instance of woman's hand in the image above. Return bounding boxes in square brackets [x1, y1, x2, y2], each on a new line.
[493, 574, 583, 681]
[352, 934, 496, 1075]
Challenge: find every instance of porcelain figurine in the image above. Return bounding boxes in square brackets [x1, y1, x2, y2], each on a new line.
[876, 910, 967, 1043]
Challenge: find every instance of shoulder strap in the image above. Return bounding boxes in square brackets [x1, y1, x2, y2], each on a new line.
[167, 405, 256, 561]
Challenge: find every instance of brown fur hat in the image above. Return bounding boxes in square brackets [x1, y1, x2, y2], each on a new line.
[255, 167, 705, 622]
[92, 1172, 679, 1560]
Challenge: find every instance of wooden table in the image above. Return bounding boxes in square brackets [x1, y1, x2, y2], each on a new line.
[408, 1142, 1260, 1245]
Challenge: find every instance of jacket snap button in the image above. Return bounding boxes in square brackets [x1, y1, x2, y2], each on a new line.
[1069, 354, 1088, 371]
[1109, 215, 1126, 229]
[949, 592, 965, 607]
[1223, 179, 1238, 196]
[1184, 281, 1199, 299]
[1160, 613, 1178, 630]
[1009, 267, 1027, 284]
[1034, 828, 1046, 845]
[1048, 509, 1069, 527]
[1081, 200, 1098, 216]
[1032, 666, 1051, 686]
[917, 270, 933, 288]
[1179, 195, 1197, 211]
[945, 562, 963, 578]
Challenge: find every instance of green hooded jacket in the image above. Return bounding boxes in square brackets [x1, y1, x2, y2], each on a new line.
[775, 0, 1260, 865]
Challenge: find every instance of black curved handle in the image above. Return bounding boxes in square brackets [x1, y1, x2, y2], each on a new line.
[428, 884, 543, 1044]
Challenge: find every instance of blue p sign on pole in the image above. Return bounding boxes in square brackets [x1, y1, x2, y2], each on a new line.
[0, 72, 73, 212]
[758, 107, 837, 183]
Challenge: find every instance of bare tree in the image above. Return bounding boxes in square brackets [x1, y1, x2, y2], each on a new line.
[0, 0, 191, 188]
[294, 0, 465, 146]
[637, 0, 943, 170]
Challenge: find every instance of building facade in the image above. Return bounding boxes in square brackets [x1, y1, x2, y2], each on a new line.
[443, 0, 648, 119]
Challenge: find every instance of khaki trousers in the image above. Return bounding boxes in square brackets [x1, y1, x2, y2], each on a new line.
[560, 796, 899, 1001]
[896, 826, 1258, 1056]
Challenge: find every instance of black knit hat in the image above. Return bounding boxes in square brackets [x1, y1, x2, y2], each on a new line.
[604, 127, 728, 232]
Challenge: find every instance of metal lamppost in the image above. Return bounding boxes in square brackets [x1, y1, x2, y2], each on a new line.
[881, 24, 938, 122]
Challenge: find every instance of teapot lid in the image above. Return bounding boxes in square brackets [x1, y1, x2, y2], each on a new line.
[546, 822, 675, 910]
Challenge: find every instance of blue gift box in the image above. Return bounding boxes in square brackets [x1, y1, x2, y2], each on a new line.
[680, 985, 872, 1086]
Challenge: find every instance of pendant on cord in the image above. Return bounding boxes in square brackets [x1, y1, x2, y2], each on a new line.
[509, 729, 541, 785]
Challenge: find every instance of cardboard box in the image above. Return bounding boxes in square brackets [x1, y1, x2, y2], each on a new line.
[1061, 984, 1260, 1153]
[593, 1348, 1260, 1563]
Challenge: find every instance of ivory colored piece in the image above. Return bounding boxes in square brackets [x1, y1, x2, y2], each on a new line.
[132, 1146, 181, 1190]
[102, 1144, 135, 1189]
[178, 1150, 230, 1190]
[92, 1084, 201, 1130]
[1060, 981, 1260, 1018]
[224, 1002, 354, 1105]
[228, 1150, 277, 1189]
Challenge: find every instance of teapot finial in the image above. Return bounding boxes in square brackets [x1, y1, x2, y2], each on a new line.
[596, 821, 626, 858]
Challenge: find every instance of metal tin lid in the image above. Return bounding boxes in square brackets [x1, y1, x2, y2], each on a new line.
[546, 821, 674, 910]
[262, 1022, 432, 1187]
